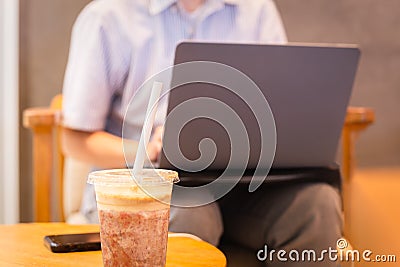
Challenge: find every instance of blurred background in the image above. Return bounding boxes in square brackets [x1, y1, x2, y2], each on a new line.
[0, 0, 399, 265]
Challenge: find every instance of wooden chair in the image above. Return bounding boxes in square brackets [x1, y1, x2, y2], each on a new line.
[341, 107, 375, 238]
[23, 95, 375, 223]
[23, 95, 65, 222]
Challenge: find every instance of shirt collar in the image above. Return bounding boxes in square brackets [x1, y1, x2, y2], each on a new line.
[148, 0, 240, 15]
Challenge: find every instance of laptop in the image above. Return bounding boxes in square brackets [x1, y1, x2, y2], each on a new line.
[159, 42, 360, 184]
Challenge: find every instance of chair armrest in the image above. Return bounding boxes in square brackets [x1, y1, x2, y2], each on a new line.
[23, 107, 60, 222]
[345, 107, 375, 126]
[342, 107, 375, 240]
[342, 107, 375, 183]
[23, 107, 60, 128]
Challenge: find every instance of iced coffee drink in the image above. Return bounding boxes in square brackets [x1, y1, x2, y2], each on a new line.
[88, 169, 178, 267]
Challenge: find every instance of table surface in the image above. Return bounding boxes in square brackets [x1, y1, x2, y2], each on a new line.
[0, 223, 226, 267]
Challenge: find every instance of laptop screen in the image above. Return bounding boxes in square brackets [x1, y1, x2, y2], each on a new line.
[159, 42, 360, 173]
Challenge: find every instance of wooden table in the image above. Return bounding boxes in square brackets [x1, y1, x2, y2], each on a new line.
[0, 223, 226, 267]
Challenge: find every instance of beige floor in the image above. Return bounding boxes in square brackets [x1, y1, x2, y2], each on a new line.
[344, 167, 400, 267]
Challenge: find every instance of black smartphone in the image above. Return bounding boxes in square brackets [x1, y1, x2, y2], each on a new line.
[44, 232, 101, 253]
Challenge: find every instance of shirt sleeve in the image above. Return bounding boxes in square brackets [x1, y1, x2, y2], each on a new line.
[257, 0, 288, 44]
[62, 4, 130, 132]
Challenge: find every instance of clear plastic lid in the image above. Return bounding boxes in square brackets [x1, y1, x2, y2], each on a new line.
[87, 168, 179, 187]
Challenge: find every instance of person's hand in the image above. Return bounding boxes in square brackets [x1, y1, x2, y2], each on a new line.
[152, 126, 164, 144]
[146, 126, 164, 162]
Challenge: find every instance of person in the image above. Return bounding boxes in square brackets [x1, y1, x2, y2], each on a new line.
[62, 0, 342, 266]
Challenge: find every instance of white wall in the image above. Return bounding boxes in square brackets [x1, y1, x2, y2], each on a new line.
[0, 2, 3, 223]
[0, 0, 19, 224]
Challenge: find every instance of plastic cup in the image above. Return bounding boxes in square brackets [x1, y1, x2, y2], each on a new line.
[88, 169, 179, 267]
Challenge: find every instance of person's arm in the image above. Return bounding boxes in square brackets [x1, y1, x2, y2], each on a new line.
[257, 0, 287, 43]
[61, 7, 140, 169]
[62, 127, 163, 169]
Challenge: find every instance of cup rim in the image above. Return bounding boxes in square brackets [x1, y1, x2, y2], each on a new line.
[87, 168, 179, 187]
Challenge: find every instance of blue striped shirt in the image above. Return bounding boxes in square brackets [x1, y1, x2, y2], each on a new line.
[62, 0, 287, 140]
